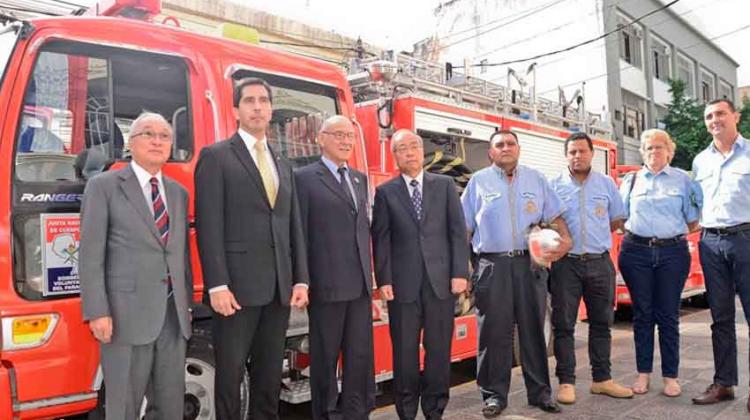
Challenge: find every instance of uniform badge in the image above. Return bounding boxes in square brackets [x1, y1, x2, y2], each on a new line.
[595, 205, 606, 217]
[525, 200, 537, 214]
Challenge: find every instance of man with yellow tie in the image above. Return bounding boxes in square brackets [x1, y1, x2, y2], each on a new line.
[195, 77, 310, 420]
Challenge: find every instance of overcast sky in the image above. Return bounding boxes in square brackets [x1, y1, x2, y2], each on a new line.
[241, 0, 750, 86]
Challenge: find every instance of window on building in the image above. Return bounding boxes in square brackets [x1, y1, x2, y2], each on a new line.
[718, 80, 733, 101]
[676, 53, 695, 98]
[622, 90, 645, 139]
[623, 106, 645, 138]
[651, 36, 670, 82]
[618, 16, 643, 69]
[700, 68, 715, 103]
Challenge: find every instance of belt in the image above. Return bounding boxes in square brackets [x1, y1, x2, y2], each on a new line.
[625, 232, 685, 247]
[704, 222, 750, 236]
[479, 250, 529, 258]
[566, 252, 609, 261]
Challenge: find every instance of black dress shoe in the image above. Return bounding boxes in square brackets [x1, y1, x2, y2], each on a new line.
[481, 401, 504, 418]
[533, 400, 562, 413]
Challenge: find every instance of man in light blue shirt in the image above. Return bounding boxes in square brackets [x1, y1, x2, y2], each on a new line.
[691, 99, 750, 409]
[461, 130, 571, 417]
[548, 133, 631, 405]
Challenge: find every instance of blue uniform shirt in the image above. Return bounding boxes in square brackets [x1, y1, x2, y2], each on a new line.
[620, 165, 702, 238]
[692, 135, 750, 228]
[461, 164, 565, 253]
[550, 170, 625, 254]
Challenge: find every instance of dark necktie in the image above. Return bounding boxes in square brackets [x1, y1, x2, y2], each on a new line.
[150, 177, 169, 245]
[338, 166, 356, 208]
[410, 179, 423, 220]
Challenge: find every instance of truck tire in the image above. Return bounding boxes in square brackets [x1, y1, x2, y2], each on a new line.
[185, 327, 250, 420]
[86, 328, 251, 420]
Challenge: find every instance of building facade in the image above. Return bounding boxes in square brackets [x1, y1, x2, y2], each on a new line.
[433, 0, 738, 164]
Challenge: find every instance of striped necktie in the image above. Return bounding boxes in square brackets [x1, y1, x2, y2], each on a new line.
[150, 177, 169, 245]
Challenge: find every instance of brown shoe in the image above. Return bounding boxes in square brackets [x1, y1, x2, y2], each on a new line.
[692, 383, 735, 405]
[591, 379, 634, 399]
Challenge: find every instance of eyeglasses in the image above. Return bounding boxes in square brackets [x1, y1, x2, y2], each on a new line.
[131, 130, 172, 142]
[322, 131, 356, 141]
[394, 143, 423, 153]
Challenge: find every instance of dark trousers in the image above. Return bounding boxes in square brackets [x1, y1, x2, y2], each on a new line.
[388, 279, 455, 420]
[618, 238, 689, 377]
[699, 230, 750, 387]
[309, 293, 375, 420]
[550, 255, 615, 384]
[213, 299, 290, 420]
[474, 255, 551, 408]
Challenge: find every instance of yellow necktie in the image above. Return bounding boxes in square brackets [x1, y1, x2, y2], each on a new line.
[254, 140, 277, 208]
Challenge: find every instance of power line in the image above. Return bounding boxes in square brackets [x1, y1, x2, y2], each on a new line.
[536, 22, 750, 96]
[484, 0, 721, 84]
[436, 0, 570, 51]
[454, 0, 682, 69]
[474, 0, 653, 59]
[437, 0, 566, 41]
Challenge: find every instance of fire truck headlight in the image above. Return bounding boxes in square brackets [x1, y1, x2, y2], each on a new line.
[1, 314, 59, 350]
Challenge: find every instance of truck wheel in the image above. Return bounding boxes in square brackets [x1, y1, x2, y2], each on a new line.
[185, 328, 250, 420]
[86, 330, 251, 420]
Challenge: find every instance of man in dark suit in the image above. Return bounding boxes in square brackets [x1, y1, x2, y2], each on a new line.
[80, 112, 192, 420]
[295, 115, 375, 420]
[194, 77, 309, 420]
[372, 129, 470, 420]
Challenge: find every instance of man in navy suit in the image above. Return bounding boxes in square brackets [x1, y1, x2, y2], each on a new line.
[295, 115, 375, 419]
[372, 129, 470, 420]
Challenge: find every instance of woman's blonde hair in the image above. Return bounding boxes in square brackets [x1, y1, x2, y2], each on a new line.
[640, 129, 676, 163]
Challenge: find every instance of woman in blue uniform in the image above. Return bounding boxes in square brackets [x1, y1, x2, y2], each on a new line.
[619, 129, 701, 398]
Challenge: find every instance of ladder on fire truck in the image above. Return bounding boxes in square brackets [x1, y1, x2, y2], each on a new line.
[348, 51, 612, 139]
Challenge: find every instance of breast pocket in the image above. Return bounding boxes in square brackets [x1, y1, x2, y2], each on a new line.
[481, 192, 504, 216]
[589, 195, 609, 219]
[520, 191, 540, 217]
[729, 162, 750, 193]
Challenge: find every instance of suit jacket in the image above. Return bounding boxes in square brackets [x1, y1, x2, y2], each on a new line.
[372, 172, 470, 303]
[194, 133, 309, 307]
[79, 164, 192, 345]
[295, 160, 372, 303]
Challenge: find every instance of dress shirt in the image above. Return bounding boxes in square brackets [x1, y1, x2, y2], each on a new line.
[402, 171, 424, 198]
[321, 155, 358, 211]
[620, 165, 701, 238]
[692, 134, 750, 228]
[550, 169, 625, 254]
[238, 128, 279, 189]
[461, 164, 565, 253]
[130, 160, 167, 216]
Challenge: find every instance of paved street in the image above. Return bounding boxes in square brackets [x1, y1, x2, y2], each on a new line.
[284, 301, 750, 419]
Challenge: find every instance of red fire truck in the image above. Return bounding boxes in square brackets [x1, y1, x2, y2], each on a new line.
[0, 1, 706, 419]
